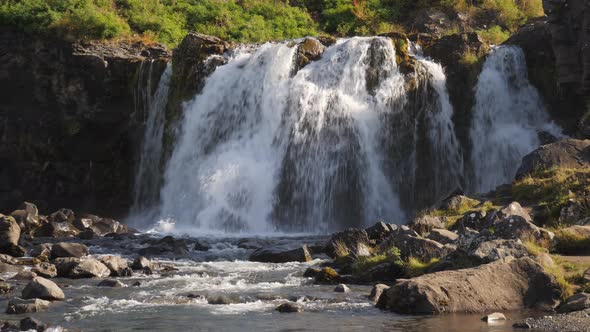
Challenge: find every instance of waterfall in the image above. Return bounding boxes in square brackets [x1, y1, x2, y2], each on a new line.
[470, 46, 563, 193]
[154, 37, 463, 234]
[132, 64, 173, 216]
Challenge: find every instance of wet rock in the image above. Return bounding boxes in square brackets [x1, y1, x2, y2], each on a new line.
[514, 308, 590, 331]
[0, 263, 22, 273]
[54, 257, 110, 278]
[276, 302, 304, 313]
[22, 277, 65, 301]
[32, 263, 57, 279]
[0, 254, 17, 265]
[50, 242, 89, 259]
[0, 215, 22, 257]
[380, 257, 561, 314]
[97, 279, 125, 287]
[468, 239, 529, 263]
[294, 37, 325, 72]
[84, 215, 133, 236]
[100, 255, 131, 277]
[0, 282, 14, 294]
[20, 317, 46, 332]
[512, 322, 532, 329]
[493, 216, 542, 241]
[6, 298, 50, 314]
[131, 256, 153, 271]
[131, 281, 141, 287]
[49, 209, 75, 224]
[33, 220, 79, 238]
[324, 229, 374, 259]
[517, 139, 590, 179]
[206, 295, 240, 305]
[334, 284, 350, 293]
[78, 229, 97, 240]
[427, 229, 458, 244]
[313, 267, 341, 284]
[237, 238, 272, 250]
[0, 321, 18, 331]
[355, 262, 405, 284]
[138, 236, 189, 257]
[249, 243, 311, 263]
[482, 312, 507, 321]
[369, 284, 390, 303]
[408, 215, 444, 235]
[558, 293, 590, 313]
[194, 240, 210, 251]
[11, 271, 37, 280]
[30, 244, 52, 259]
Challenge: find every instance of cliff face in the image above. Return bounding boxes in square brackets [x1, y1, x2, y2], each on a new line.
[0, 27, 169, 216]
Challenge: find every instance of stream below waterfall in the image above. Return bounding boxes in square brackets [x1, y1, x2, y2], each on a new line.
[0, 236, 544, 332]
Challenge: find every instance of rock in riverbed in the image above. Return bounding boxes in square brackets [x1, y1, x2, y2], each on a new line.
[276, 302, 304, 313]
[6, 298, 50, 314]
[249, 243, 311, 263]
[22, 277, 65, 301]
[50, 242, 89, 259]
[379, 257, 560, 314]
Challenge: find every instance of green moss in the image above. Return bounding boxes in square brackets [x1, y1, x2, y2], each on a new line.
[477, 25, 510, 45]
[523, 240, 549, 257]
[406, 257, 440, 278]
[512, 167, 590, 227]
[352, 246, 403, 275]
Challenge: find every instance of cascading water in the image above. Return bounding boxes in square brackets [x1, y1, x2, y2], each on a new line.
[132, 64, 173, 217]
[152, 37, 464, 234]
[470, 46, 563, 193]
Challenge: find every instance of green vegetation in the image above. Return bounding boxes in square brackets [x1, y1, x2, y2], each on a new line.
[477, 26, 510, 45]
[523, 240, 549, 257]
[554, 228, 590, 255]
[1, 0, 546, 46]
[406, 257, 440, 277]
[352, 246, 403, 274]
[512, 167, 590, 226]
[424, 198, 499, 229]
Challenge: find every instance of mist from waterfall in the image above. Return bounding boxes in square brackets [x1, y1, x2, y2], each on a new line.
[470, 46, 563, 194]
[147, 37, 464, 234]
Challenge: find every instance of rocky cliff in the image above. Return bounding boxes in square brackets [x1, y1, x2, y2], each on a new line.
[0, 26, 169, 216]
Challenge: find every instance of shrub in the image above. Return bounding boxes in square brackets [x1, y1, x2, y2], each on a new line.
[477, 25, 510, 44]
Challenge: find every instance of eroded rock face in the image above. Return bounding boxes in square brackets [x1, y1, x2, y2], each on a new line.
[380, 257, 561, 314]
[0, 27, 170, 216]
[517, 139, 590, 178]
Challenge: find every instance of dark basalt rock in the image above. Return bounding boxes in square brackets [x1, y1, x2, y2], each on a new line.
[249, 243, 311, 263]
[517, 139, 590, 179]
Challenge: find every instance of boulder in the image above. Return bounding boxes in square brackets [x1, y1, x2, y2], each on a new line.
[334, 284, 350, 293]
[408, 215, 445, 235]
[249, 243, 311, 263]
[50, 242, 89, 259]
[493, 216, 541, 241]
[100, 255, 131, 277]
[6, 298, 50, 314]
[193, 240, 210, 251]
[439, 195, 480, 213]
[97, 279, 125, 287]
[380, 257, 561, 314]
[516, 139, 590, 179]
[313, 267, 341, 284]
[10, 202, 40, 233]
[276, 302, 304, 313]
[30, 244, 52, 259]
[138, 236, 189, 257]
[369, 284, 390, 303]
[32, 263, 58, 278]
[11, 271, 37, 280]
[427, 229, 458, 244]
[76, 215, 134, 236]
[324, 229, 374, 258]
[237, 238, 272, 250]
[54, 258, 110, 278]
[294, 37, 325, 72]
[391, 234, 453, 261]
[20, 317, 46, 332]
[22, 277, 65, 301]
[584, 267, 590, 283]
[365, 222, 396, 242]
[558, 293, 590, 313]
[0, 215, 23, 257]
[450, 210, 496, 232]
[33, 221, 79, 238]
[131, 256, 153, 271]
[0, 282, 14, 294]
[498, 202, 532, 223]
[0, 254, 17, 265]
[468, 239, 529, 263]
[355, 262, 405, 284]
[48, 209, 75, 223]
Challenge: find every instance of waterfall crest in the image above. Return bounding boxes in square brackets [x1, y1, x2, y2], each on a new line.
[470, 46, 563, 193]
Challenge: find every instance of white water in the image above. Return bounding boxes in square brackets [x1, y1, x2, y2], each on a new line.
[470, 46, 563, 193]
[132, 64, 173, 216]
[156, 37, 463, 234]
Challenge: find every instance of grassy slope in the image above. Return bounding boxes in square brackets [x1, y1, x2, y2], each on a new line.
[1, 0, 545, 46]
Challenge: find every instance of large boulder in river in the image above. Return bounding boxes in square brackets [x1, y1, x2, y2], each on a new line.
[54, 258, 110, 278]
[22, 277, 65, 301]
[32, 263, 57, 278]
[294, 37, 325, 72]
[249, 243, 311, 263]
[380, 257, 561, 314]
[408, 215, 444, 235]
[50, 242, 89, 259]
[6, 298, 50, 314]
[75, 215, 134, 236]
[33, 220, 80, 238]
[10, 202, 40, 233]
[138, 236, 189, 257]
[100, 255, 131, 277]
[0, 215, 21, 251]
[516, 139, 590, 179]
